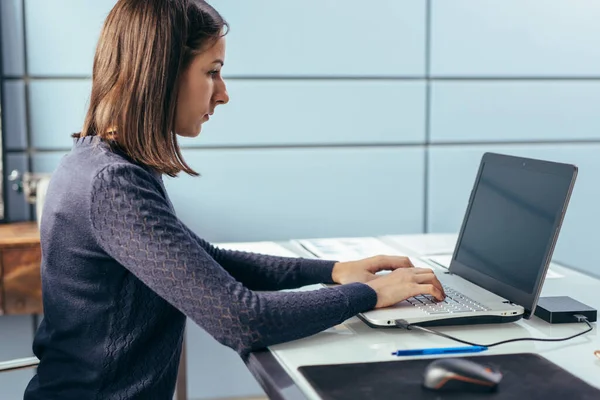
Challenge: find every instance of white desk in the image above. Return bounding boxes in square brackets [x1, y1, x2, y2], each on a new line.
[244, 234, 600, 400]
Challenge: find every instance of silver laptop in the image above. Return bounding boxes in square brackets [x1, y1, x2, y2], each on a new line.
[359, 152, 578, 328]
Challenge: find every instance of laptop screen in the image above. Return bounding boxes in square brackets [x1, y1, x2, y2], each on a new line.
[450, 153, 577, 317]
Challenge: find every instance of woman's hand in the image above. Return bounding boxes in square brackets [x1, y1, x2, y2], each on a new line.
[331, 255, 415, 285]
[365, 267, 445, 308]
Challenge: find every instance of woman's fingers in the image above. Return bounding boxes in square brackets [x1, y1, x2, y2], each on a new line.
[416, 283, 445, 301]
[369, 255, 415, 272]
[409, 270, 445, 299]
[412, 267, 434, 274]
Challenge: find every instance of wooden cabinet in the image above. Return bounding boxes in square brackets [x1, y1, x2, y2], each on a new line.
[0, 222, 42, 315]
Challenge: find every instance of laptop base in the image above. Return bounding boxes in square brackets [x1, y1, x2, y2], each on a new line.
[358, 313, 522, 329]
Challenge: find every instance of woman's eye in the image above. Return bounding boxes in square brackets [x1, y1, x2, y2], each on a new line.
[209, 70, 220, 77]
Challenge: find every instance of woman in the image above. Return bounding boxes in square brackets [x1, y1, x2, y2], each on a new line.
[24, 1, 445, 399]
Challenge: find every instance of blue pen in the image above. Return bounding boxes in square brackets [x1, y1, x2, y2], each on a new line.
[391, 345, 488, 356]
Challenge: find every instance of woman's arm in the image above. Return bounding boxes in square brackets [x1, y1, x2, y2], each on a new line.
[89, 164, 377, 357]
[179, 224, 338, 291]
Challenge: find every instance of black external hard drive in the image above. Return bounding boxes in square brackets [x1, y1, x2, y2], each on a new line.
[534, 296, 597, 323]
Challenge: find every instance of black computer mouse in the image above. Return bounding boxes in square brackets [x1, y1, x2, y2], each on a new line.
[423, 358, 503, 392]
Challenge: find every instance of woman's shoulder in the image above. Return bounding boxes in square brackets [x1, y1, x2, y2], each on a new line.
[53, 137, 166, 201]
[75, 140, 161, 185]
[92, 160, 163, 194]
[70, 136, 158, 178]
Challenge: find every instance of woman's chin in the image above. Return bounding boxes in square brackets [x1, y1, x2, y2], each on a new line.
[176, 125, 202, 138]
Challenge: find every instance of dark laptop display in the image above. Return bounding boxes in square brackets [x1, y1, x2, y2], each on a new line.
[449, 152, 577, 318]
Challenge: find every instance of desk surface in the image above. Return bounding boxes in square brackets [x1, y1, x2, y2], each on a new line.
[244, 234, 600, 400]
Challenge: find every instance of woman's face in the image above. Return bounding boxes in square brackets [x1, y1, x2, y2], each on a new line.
[175, 37, 229, 137]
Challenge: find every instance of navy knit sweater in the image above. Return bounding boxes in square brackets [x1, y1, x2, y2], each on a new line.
[24, 136, 377, 400]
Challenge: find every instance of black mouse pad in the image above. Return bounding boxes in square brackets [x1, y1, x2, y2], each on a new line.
[297, 353, 600, 400]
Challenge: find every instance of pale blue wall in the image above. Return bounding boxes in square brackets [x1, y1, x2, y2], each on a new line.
[2, 0, 600, 398]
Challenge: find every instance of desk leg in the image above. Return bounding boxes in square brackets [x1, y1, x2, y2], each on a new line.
[175, 332, 188, 400]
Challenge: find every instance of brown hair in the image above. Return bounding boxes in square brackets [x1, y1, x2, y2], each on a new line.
[75, 0, 228, 177]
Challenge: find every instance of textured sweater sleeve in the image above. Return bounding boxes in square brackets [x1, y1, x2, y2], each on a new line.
[178, 224, 337, 291]
[89, 164, 378, 357]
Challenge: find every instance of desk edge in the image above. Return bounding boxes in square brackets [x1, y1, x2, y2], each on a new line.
[246, 350, 308, 400]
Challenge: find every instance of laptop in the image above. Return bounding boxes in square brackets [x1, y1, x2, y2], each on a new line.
[359, 152, 578, 328]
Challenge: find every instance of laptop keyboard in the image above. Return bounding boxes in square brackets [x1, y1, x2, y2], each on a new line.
[406, 285, 490, 314]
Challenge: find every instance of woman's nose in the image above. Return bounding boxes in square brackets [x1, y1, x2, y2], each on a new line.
[216, 81, 229, 105]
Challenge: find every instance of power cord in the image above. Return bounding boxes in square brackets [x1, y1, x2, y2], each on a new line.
[394, 314, 593, 348]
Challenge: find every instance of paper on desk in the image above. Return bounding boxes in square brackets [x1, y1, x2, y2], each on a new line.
[545, 268, 564, 279]
[425, 254, 453, 269]
[294, 237, 407, 262]
[423, 254, 564, 279]
[382, 233, 458, 256]
[214, 241, 299, 257]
